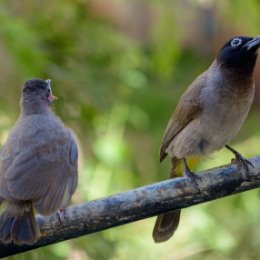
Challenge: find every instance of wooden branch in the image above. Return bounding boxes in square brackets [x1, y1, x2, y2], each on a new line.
[1, 156, 260, 258]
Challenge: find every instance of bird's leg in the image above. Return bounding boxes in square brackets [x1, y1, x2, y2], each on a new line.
[57, 208, 67, 225]
[182, 158, 202, 191]
[225, 145, 254, 179]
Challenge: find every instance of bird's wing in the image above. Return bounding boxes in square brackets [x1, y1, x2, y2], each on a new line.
[0, 118, 78, 214]
[67, 135, 78, 195]
[47, 133, 78, 209]
[33, 131, 78, 213]
[160, 73, 206, 162]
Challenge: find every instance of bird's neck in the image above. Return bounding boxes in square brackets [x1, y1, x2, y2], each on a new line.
[20, 98, 52, 116]
[213, 60, 254, 85]
[215, 56, 256, 80]
[221, 66, 254, 86]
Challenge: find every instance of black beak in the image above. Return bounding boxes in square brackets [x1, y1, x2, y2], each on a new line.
[245, 36, 260, 51]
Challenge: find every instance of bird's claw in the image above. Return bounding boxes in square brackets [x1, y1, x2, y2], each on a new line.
[57, 208, 67, 225]
[226, 145, 254, 180]
[244, 158, 254, 169]
[184, 169, 202, 192]
[234, 153, 254, 180]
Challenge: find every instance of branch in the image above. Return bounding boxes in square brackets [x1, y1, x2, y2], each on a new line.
[1, 156, 260, 258]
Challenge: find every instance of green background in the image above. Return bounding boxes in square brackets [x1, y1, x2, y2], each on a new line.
[0, 1, 260, 259]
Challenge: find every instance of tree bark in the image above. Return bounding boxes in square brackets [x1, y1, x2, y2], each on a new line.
[1, 156, 260, 258]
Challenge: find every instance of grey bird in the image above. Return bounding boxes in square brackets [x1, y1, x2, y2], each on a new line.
[153, 36, 260, 243]
[0, 79, 78, 245]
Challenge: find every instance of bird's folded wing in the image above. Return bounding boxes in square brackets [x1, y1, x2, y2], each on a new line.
[2, 132, 78, 214]
[160, 74, 206, 162]
[66, 134, 78, 198]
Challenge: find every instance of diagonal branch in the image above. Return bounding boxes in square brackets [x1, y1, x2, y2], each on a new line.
[1, 156, 260, 258]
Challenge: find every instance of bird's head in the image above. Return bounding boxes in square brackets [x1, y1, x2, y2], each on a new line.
[21, 79, 57, 114]
[217, 36, 260, 74]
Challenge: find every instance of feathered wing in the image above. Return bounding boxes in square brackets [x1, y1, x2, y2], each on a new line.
[57, 133, 78, 208]
[0, 117, 78, 215]
[159, 73, 206, 162]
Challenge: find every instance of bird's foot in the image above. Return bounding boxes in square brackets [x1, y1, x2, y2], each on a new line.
[233, 152, 254, 180]
[226, 145, 254, 180]
[184, 169, 202, 192]
[182, 158, 202, 192]
[57, 208, 67, 225]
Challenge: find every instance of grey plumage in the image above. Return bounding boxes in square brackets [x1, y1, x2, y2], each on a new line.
[0, 79, 78, 245]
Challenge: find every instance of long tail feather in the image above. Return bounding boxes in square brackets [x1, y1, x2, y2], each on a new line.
[153, 158, 182, 243]
[0, 202, 39, 245]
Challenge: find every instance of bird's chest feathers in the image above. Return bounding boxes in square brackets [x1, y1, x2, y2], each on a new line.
[200, 79, 254, 136]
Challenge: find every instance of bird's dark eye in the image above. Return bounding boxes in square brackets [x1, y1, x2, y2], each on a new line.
[231, 38, 242, 48]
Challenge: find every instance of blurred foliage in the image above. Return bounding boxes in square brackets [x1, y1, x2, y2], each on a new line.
[0, 0, 260, 260]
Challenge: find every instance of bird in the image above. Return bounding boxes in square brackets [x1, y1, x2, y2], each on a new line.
[0, 79, 78, 245]
[153, 36, 260, 243]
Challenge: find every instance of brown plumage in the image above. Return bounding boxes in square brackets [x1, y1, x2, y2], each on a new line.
[153, 36, 260, 243]
[0, 79, 78, 245]
[153, 158, 181, 242]
[159, 75, 204, 162]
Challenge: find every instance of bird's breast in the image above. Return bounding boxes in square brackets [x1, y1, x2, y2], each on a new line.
[198, 80, 255, 152]
[168, 80, 255, 158]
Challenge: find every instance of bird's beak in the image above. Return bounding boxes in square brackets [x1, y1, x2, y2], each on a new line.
[48, 94, 58, 104]
[245, 36, 260, 51]
[45, 79, 58, 104]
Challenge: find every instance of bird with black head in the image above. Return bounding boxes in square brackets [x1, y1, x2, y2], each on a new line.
[153, 36, 260, 243]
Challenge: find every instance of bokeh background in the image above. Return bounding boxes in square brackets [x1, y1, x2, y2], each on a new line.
[1, 1, 260, 259]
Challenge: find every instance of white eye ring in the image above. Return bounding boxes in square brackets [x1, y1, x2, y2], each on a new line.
[231, 38, 242, 47]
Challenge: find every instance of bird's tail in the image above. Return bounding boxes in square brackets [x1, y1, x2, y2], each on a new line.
[0, 201, 39, 245]
[153, 157, 182, 243]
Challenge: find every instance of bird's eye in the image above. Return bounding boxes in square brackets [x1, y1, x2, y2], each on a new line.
[231, 38, 242, 48]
